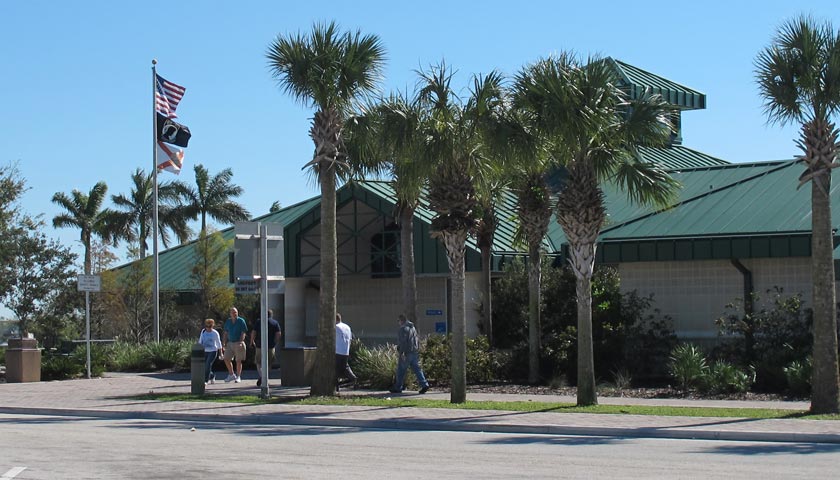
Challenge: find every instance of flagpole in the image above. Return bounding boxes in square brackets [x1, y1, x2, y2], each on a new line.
[151, 59, 161, 343]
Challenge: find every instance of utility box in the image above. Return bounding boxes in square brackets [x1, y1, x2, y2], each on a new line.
[190, 343, 205, 394]
[279, 347, 316, 386]
[6, 338, 41, 383]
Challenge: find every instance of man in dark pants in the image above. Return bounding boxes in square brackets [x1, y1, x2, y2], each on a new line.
[250, 309, 282, 387]
[335, 313, 357, 391]
[390, 314, 430, 394]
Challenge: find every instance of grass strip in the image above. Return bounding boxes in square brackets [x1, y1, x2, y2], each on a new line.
[129, 393, 840, 420]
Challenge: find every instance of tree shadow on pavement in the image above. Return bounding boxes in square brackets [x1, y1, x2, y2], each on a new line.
[696, 442, 840, 455]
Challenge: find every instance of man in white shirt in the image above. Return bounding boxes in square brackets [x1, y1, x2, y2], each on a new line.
[335, 313, 357, 391]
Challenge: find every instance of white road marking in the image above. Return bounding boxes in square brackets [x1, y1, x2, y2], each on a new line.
[1, 467, 27, 479]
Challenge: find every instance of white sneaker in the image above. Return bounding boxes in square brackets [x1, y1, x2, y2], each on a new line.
[224, 374, 234, 383]
[234, 376, 241, 383]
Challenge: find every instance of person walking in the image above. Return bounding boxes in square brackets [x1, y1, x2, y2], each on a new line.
[222, 307, 248, 383]
[198, 318, 222, 385]
[250, 309, 282, 387]
[391, 314, 430, 394]
[335, 313, 357, 391]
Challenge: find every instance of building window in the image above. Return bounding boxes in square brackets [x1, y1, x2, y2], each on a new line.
[371, 223, 401, 278]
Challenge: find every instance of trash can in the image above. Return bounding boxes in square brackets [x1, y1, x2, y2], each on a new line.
[279, 347, 316, 386]
[6, 338, 41, 383]
[190, 343, 205, 394]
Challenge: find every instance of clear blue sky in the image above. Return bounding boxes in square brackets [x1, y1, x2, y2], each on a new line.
[1, 1, 838, 306]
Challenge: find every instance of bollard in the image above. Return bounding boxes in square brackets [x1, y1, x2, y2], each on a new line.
[190, 343, 205, 395]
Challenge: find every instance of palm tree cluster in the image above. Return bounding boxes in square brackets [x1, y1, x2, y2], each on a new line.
[267, 21, 681, 405]
[51, 165, 251, 278]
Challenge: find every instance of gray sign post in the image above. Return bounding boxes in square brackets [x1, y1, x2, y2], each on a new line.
[234, 222, 284, 398]
[77, 274, 101, 379]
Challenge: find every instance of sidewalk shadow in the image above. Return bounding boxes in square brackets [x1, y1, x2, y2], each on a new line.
[697, 442, 840, 455]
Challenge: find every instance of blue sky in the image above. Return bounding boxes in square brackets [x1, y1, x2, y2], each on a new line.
[1, 1, 838, 316]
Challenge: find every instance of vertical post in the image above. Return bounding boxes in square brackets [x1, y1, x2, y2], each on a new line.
[85, 290, 91, 379]
[260, 224, 270, 398]
[151, 59, 160, 343]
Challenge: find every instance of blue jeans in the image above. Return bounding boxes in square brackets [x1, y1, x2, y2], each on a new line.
[395, 352, 428, 390]
[204, 351, 218, 382]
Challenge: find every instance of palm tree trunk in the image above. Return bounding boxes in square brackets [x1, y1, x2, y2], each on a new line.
[309, 107, 340, 397]
[557, 164, 604, 406]
[480, 243, 493, 344]
[441, 230, 468, 403]
[570, 240, 597, 406]
[807, 120, 840, 414]
[82, 231, 92, 275]
[399, 205, 418, 326]
[310, 168, 338, 396]
[528, 241, 542, 384]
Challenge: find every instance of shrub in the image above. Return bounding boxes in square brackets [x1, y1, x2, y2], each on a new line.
[784, 358, 812, 396]
[144, 340, 191, 370]
[41, 352, 84, 381]
[69, 343, 109, 377]
[715, 288, 812, 391]
[701, 360, 754, 394]
[351, 342, 401, 389]
[668, 344, 707, 390]
[492, 257, 675, 385]
[105, 342, 154, 372]
[0, 346, 5, 365]
[611, 367, 633, 389]
[421, 334, 501, 386]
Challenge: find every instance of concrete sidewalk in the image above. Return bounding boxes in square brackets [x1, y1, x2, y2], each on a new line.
[1, 372, 838, 444]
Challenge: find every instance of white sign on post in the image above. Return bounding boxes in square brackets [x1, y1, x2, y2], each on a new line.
[77, 275, 101, 292]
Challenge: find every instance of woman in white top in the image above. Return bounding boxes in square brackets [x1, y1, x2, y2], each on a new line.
[198, 319, 223, 384]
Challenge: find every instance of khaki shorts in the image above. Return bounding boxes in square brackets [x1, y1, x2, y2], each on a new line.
[225, 341, 246, 361]
[255, 347, 276, 366]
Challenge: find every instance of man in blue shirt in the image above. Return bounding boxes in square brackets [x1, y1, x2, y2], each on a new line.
[250, 309, 282, 387]
[222, 307, 249, 383]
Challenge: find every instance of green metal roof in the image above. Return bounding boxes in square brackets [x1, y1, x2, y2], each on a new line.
[598, 160, 821, 240]
[590, 160, 840, 263]
[611, 58, 706, 110]
[138, 153, 814, 288]
[348, 180, 554, 258]
[639, 145, 728, 170]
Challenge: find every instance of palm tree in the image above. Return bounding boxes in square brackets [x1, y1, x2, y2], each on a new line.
[345, 92, 431, 326]
[417, 64, 505, 403]
[517, 53, 679, 406]
[172, 164, 250, 233]
[51, 181, 111, 275]
[267, 21, 385, 397]
[103, 168, 191, 259]
[755, 16, 840, 414]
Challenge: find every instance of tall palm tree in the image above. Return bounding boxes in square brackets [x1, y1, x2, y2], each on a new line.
[267, 21, 385, 397]
[103, 168, 191, 259]
[172, 164, 250, 233]
[418, 64, 505, 403]
[755, 16, 840, 414]
[51, 181, 111, 275]
[345, 92, 430, 326]
[517, 53, 679, 406]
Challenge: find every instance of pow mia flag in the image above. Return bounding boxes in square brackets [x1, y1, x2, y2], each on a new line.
[156, 113, 191, 148]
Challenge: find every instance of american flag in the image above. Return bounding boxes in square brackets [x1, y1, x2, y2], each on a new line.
[155, 74, 185, 119]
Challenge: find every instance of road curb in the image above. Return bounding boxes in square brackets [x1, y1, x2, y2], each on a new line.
[3, 406, 838, 445]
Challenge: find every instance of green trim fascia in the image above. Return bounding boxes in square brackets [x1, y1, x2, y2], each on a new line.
[595, 234, 813, 263]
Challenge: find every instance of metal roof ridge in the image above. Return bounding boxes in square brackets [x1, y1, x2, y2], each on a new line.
[599, 160, 800, 235]
[665, 157, 795, 173]
[611, 58, 705, 95]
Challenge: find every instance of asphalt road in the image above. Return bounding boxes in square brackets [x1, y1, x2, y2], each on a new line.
[1, 414, 839, 479]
